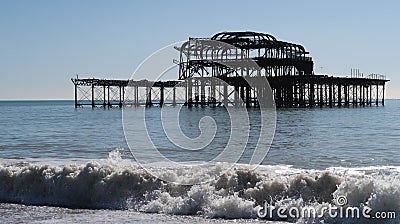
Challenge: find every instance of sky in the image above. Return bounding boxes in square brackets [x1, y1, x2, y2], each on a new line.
[0, 0, 399, 99]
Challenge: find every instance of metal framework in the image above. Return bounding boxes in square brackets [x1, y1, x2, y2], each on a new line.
[178, 31, 313, 80]
[71, 31, 389, 108]
[176, 31, 388, 108]
[71, 78, 182, 108]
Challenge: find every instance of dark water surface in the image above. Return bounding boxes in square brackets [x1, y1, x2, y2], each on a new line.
[0, 100, 399, 169]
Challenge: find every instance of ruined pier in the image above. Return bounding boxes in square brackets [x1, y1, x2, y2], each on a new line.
[72, 31, 388, 108]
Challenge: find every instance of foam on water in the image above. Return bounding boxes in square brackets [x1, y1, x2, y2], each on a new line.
[0, 150, 399, 223]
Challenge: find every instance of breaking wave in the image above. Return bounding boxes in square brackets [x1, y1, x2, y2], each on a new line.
[0, 150, 399, 223]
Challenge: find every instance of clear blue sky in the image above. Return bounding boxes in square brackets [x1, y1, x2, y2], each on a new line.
[0, 0, 399, 99]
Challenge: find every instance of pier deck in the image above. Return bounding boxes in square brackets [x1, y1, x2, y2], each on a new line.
[71, 75, 388, 108]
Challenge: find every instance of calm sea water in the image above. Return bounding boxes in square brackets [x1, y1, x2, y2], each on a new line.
[0, 100, 399, 223]
[1, 100, 399, 168]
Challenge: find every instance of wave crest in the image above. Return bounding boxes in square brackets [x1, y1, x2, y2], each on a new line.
[1, 160, 399, 222]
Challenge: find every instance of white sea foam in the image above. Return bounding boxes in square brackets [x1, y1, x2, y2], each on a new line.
[0, 150, 399, 223]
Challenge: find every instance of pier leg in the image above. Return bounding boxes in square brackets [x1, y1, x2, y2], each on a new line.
[103, 86, 106, 107]
[362, 86, 365, 107]
[255, 86, 260, 108]
[134, 86, 138, 107]
[172, 87, 176, 106]
[369, 85, 372, 106]
[288, 84, 294, 108]
[146, 87, 153, 107]
[310, 83, 315, 108]
[107, 86, 110, 107]
[246, 86, 251, 108]
[119, 85, 122, 108]
[74, 84, 78, 108]
[223, 83, 228, 107]
[122, 86, 125, 106]
[293, 82, 298, 107]
[299, 83, 304, 107]
[333, 84, 336, 106]
[319, 84, 323, 108]
[240, 86, 245, 107]
[200, 79, 205, 107]
[160, 86, 164, 107]
[187, 79, 193, 107]
[234, 86, 239, 107]
[356, 85, 359, 107]
[194, 79, 199, 107]
[338, 84, 342, 107]
[210, 80, 216, 107]
[324, 83, 328, 107]
[329, 83, 333, 108]
[91, 84, 95, 108]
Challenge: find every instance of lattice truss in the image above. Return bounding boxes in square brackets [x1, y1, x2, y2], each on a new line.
[76, 85, 91, 105]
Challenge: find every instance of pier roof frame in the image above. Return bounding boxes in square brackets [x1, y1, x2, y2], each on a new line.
[211, 31, 277, 42]
[210, 31, 307, 53]
[178, 31, 314, 79]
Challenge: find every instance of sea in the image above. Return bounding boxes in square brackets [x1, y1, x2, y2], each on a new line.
[0, 100, 399, 223]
